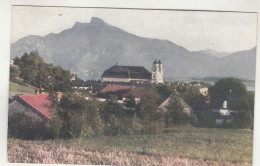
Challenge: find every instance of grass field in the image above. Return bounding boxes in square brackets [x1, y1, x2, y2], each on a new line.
[7, 125, 253, 165]
[9, 82, 34, 95]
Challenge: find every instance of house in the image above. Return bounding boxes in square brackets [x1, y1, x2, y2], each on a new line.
[211, 89, 240, 113]
[97, 84, 146, 103]
[212, 100, 238, 116]
[97, 84, 133, 100]
[122, 87, 146, 103]
[158, 92, 193, 115]
[211, 90, 239, 125]
[193, 84, 208, 96]
[72, 79, 148, 94]
[9, 94, 52, 121]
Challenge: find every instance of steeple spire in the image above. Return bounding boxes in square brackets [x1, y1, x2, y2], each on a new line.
[153, 60, 158, 64]
[151, 59, 164, 84]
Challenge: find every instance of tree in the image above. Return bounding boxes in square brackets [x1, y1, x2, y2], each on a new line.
[136, 85, 164, 134]
[8, 112, 56, 140]
[165, 96, 189, 127]
[233, 110, 254, 129]
[56, 93, 104, 138]
[208, 77, 247, 104]
[197, 109, 219, 127]
[124, 98, 136, 108]
[14, 51, 73, 92]
[9, 66, 20, 79]
[177, 86, 206, 109]
[209, 77, 254, 129]
[136, 85, 160, 120]
[232, 91, 254, 129]
[100, 95, 124, 135]
[106, 94, 118, 102]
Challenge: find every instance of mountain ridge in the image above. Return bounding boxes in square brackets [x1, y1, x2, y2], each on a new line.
[199, 49, 230, 58]
[11, 17, 256, 81]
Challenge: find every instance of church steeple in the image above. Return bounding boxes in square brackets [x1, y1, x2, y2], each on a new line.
[151, 59, 164, 84]
[153, 60, 158, 64]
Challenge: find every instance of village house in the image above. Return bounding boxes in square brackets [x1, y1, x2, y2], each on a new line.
[158, 92, 193, 115]
[122, 87, 146, 103]
[211, 90, 239, 126]
[97, 84, 146, 103]
[9, 93, 52, 121]
[213, 100, 238, 126]
[97, 84, 193, 115]
[192, 84, 208, 96]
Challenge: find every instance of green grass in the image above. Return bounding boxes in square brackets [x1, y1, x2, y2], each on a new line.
[20, 125, 253, 163]
[9, 82, 35, 94]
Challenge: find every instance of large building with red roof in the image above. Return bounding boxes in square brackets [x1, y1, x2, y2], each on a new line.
[9, 94, 52, 121]
[122, 87, 146, 103]
[97, 84, 146, 103]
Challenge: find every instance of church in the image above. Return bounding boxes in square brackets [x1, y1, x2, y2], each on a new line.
[151, 60, 164, 84]
[101, 60, 164, 84]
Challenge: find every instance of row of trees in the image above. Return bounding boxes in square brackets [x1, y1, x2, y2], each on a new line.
[8, 78, 254, 140]
[8, 84, 198, 140]
[50, 85, 198, 139]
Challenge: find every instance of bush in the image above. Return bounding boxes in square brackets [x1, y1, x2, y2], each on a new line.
[232, 111, 254, 129]
[189, 114, 198, 126]
[8, 112, 57, 140]
[56, 93, 105, 139]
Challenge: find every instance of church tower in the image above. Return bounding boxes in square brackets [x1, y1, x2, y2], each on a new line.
[151, 59, 164, 84]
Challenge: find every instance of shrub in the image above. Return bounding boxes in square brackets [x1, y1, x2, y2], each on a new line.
[8, 112, 57, 140]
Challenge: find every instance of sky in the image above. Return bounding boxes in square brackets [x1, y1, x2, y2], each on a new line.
[11, 6, 258, 53]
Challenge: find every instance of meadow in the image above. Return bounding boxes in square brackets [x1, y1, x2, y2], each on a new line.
[9, 81, 34, 96]
[8, 125, 253, 165]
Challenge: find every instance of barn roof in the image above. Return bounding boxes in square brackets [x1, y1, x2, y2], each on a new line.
[158, 92, 193, 114]
[102, 65, 151, 79]
[98, 84, 134, 100]
[18, 94, 52, 120]
[123, 87, 146, 99]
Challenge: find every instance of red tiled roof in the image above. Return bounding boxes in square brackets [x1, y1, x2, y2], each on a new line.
[123, 87, 146, 99]
[98, 85, 134, 100]
[19, 94, 51, 120]
[100, 85, 133, 93]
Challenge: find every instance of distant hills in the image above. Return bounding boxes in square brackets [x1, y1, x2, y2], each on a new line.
[11, 17, 256, 80]
[198, 49, 230, 58]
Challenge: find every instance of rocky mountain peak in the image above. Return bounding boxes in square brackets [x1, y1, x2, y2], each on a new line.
[90, 17, 105, 24]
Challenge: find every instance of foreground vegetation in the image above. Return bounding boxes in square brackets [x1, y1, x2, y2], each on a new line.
[8, 126, 253, 165]
[8, 52, 254, 165]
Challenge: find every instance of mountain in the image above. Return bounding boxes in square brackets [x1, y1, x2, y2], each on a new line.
[199, 49, 230, 58]
[10, 17, 256, 81]
[209, 47, 256, 80]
